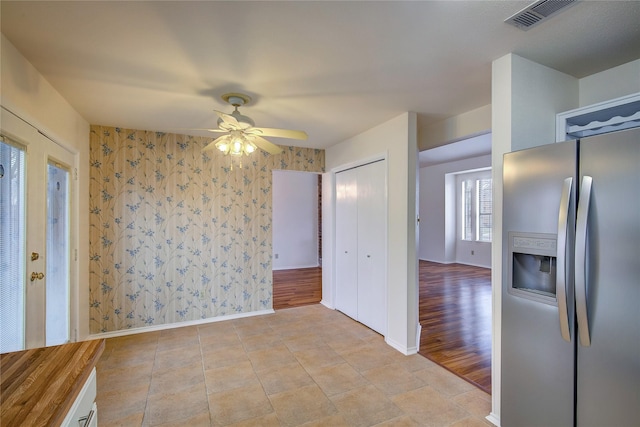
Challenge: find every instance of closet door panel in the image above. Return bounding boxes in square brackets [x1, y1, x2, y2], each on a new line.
[356, 161, 387, 335]
[335, 168, 358, 319]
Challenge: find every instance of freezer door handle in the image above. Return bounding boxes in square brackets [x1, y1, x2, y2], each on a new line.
[556, 177, 572, 342]
[575, 175, 592, 347]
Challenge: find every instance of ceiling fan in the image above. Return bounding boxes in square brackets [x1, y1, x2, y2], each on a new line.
[201, 93, 308, 156]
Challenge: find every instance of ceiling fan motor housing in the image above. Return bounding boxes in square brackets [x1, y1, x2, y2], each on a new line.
[219, 92, 255, 128]
[227, 96, 246, 106]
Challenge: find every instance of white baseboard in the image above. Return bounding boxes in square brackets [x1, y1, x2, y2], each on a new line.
[320, 299, 334, 310]
[272, 263, 320, 271]
[88, 309, 275, 340]
[419, 257, 454, 264]
[457, 261, 491, 269]
[486, 413, 500, 426]
[385, 336, 418, 356]
[419, 258, 490, 269]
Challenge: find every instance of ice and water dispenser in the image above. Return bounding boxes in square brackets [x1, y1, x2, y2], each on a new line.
[508, 232, 558, 304]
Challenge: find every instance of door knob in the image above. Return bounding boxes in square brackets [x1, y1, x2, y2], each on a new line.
[30, 272, 44, 282]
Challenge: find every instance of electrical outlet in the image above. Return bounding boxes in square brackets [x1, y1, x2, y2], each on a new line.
[471, 250, 475, 255]
[275, 253, 279, 259]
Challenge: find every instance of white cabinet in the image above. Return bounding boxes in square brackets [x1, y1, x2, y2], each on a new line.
[335, 160, 387, 335]
[61, 367, 98, 427]
[555, 92, 640, 142]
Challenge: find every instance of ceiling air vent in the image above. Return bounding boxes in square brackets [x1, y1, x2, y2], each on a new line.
[505, 0, 577, 30]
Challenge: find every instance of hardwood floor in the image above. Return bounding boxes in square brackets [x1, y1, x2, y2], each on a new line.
[418, 260, 492, 394]
[272, 267, 322, 310]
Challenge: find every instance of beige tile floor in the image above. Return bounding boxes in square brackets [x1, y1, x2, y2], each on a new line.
[96, 304, 492, 426]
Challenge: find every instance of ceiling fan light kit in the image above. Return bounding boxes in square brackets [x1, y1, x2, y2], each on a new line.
[214, 131, 257, 156]
[201, 92, 308, 157]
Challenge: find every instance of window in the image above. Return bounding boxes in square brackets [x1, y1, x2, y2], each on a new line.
[459, 172, 492, 243]
[476, 178, 492, 242]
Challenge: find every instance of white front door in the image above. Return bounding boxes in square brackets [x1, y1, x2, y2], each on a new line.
[1, 109, 76, 352]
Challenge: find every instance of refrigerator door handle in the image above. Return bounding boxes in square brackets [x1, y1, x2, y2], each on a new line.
[556, 177, 572, 342]
[575, 175, 593, 347]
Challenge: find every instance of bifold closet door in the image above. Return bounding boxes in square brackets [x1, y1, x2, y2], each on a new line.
[335, 168, 358, 320]
[334, 160, 387, 335]
[356, 160, 386, 335]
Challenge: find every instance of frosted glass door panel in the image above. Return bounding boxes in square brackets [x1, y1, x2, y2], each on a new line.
[356, 161, 387, 335]
[46, 162, 70, 346]
[335, 168, 358, 319]
[0, 139, 26, 353]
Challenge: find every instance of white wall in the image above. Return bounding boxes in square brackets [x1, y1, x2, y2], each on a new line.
[579, 59, 640, 107]
[419, 154, 491, 267]
[510, 56, 579, 152]
[419, 104, 491, 151]
[320, 172, 334, 307]
[1, 34, 91, 341]
[324, 112, 420, 355]
[272, 170, 319, 270]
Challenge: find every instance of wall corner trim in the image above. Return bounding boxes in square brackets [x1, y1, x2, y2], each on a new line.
[320, 300, 335, 310]
[385, 337, 418, 356]
[486, 413, 500, 426]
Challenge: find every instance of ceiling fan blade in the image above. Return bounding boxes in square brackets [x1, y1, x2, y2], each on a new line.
[184, 128, 227, 133]
[202, 134, 230, 152]
[251, 127, 308, 140]
[214, 110, 241, 130]
[251, 136, 284, 155]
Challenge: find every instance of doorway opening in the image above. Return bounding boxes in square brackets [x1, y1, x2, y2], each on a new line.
[272, 170, 322, 309]
[417, 133, 492, 393]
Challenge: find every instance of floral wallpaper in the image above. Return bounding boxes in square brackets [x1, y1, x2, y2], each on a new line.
[89, 126, 324, 333]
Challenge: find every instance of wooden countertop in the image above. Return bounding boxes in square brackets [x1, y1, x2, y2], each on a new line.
[1, 339, 105, 427]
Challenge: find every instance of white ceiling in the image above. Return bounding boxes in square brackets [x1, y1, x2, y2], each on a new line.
[1, 1, 639, 152]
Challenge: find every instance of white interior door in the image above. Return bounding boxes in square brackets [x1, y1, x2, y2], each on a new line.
[335, 168, 358, 319]
[356, 160, 387, 335]
[334, 160, 387, 335]
[1, 110, 76, 352]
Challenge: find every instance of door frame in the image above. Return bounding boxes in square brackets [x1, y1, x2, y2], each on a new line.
[1, 107, 80, 348]
[324, 153, 388, 334]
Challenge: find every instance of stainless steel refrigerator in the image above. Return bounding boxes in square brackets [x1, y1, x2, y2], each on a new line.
[501, 127, 640, 426]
